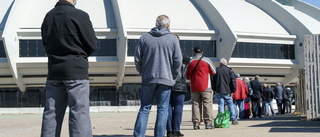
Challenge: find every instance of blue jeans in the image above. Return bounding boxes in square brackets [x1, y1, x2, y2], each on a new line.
[216, 93, 237, 121]
[233, 99, 244, 119]
[134, 83, 171, 137]
[265, 100, 275, 116]
[167, 92, 185, 132]
[262, 100, 266, 115]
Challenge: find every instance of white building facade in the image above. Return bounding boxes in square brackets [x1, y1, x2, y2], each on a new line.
[0, 0, 319, 107]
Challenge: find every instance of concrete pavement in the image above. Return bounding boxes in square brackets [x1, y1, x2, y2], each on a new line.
[1, 105, 320, 137]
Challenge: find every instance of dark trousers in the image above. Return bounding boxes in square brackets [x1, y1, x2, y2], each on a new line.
[284, 98, 292, 113]
[276, 99, 283, 114]
[251, 99, 261, 117]
[167, 92, 185, 132]
[281, 99, 287, 114]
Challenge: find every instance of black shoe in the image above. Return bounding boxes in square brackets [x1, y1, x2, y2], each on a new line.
[193, 124, 200, 130]
[167, 131, 173, 137]
[205, 123, 214, 129]
[173, 131, 184, 137]
[232, 120, 239, 125]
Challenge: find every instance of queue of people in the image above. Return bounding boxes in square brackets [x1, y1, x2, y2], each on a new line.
[40, 1, 294, 136]
[238, 76, 293, 119]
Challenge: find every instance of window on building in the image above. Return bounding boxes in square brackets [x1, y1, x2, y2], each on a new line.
[118, 83, 141, 106]
[91, 39, 117, 56]
[118, 83, 191, 106]
[180, 40, 216, 57]
[127, 39, 139, 56]
[232, 42, 295, 59]
[20, 87, 46, 107]
[0, 86, 118, 107]
[0, 88, 20, 107]
[89, 86, 117, 106]
[19, 40, 45, 57]
[19, 39, 117, 57]
[0, 41, 5, 57]
[127, 39, 216, 57]
[0, 84, 191, 107]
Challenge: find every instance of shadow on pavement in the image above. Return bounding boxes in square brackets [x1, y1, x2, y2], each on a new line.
[248, 114, 320, 133]
[94, 135, 150, 137]
[242, 114, 303, 121]
[269, 128, 320, 133]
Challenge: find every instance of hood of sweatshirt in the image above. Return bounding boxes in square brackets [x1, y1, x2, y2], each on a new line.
[148, 27, 171, 37]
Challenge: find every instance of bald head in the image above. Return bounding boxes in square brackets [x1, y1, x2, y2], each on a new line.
[220, 58, 228, 66]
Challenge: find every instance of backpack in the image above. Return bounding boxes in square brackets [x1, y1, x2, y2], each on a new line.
[283, 88, 289, 100]
[246, 83, 253, 96]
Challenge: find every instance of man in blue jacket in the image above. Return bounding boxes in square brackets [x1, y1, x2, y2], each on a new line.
[273, 82, 283, 114]
[134, 15, 182, 137]
[40, 0, 97, 137]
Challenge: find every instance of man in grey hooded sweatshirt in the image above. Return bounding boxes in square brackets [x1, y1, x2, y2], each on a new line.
[134, 15, 182, 137]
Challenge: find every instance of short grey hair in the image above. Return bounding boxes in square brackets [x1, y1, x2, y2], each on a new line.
[156, 15, 170, 28]
[243, 77, 249, 83]
[220, 58, 228, 65]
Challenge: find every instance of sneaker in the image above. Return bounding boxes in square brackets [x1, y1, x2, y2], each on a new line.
[173, 131, 184, 137]
[232, 120, 239, 125]
[193, 124, 200, 130]
[167, 131, 173, 137]
[205, 123, 215, 129]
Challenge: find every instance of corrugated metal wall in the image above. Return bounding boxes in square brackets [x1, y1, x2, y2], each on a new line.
[303, 34, 320, 119]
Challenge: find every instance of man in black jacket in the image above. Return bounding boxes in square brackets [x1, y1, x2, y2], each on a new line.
[40, 0, 97, 137]
[262, 85, 275, 116]
[212, 58, 238, 125]
[283, 87, 293, 113]
[250, 75, 263, 118]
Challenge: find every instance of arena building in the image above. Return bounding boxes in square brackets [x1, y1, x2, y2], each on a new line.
[0, 0, 319, 108]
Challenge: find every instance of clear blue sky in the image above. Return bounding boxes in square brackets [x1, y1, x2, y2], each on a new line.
[300, 0, 320, 7]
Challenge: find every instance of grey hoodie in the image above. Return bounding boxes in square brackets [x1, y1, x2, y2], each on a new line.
[134, 27, 182, 86]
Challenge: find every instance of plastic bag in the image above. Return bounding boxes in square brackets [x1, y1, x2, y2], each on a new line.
[214, 110, 230, 128]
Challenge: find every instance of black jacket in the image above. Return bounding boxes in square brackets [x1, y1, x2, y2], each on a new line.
[250, 79, 263, 100]
[212, 65, 236, 95]
[172, 66, 187, 93]
[262, 88, 274, 102]
[283, 88, 293, 100]
[41, 1, 97, 80]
